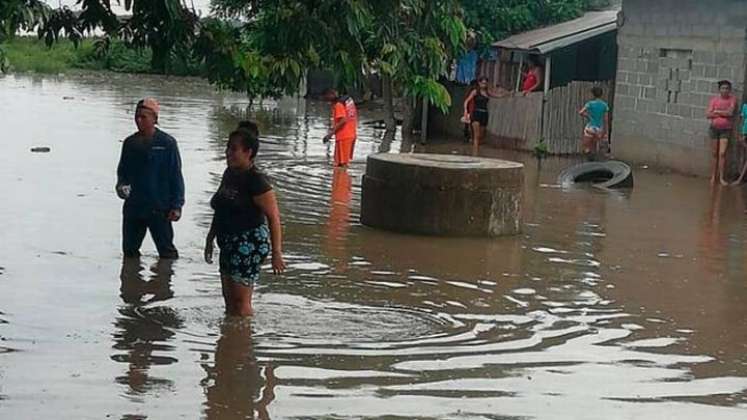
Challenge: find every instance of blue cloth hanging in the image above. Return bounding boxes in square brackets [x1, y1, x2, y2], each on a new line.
[455, 50, 478, 84]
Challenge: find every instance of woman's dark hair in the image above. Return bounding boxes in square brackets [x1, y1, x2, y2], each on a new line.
[591, 86, 604, 98]
[528, 55, 542, 67]
[478, 76, 489, 83]
[718, 80, 732, 89]
[229, 128, 260, 159]
[237, 120, 259, 139]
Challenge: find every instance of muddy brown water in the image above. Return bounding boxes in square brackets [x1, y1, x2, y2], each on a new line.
[1, 72, 747, 419]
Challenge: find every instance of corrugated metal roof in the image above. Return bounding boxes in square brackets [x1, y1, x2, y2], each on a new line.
[493, 9, 619, 54]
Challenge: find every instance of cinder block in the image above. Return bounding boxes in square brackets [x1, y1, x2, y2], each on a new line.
[704, 65, 717, 79]
[715, 51, 729, 65]
[675, 104, 692, 118]
[646, 61, 660, 74]
[697, 80, 714, 93]
[616, 83, 631, 96]
[617, 96, 636, 110]
[694, 50, 716, 64]
[644, 87, 657, 99]
[692, 64, 706, 78]
[635, 98, 653, 112]
[619, 58, 635, 72]
[717, 66, 734, 80]
[691, 106, 707, 119]
[652, 101, 668, 115]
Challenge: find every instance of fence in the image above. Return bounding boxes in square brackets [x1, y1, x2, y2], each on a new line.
[482, 80, 614, 154]
[542, 80, 614, 154]
[431, 80, 615, 156]
[485, 93, 544, 150]
[479, 60, 521, 92]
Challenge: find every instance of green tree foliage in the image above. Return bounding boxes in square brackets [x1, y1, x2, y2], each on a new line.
[0, 0, 49, 42]
[462, 0, 611, 47]
[202, 0, 465, 112]
[39, 0, 199, 73]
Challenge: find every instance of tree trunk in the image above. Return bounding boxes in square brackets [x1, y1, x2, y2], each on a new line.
[150, 42, 170, 74]
[401, 96, 416, 141]
[382, 74, 396, 132]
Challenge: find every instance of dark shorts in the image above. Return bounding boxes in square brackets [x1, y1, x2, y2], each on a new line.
[710, 127, 732, 140]
[218, 224, 270, 287]
[471, 110, 489, 127]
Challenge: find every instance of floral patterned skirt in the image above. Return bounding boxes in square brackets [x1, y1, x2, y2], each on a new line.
[217, 224, 270, 286]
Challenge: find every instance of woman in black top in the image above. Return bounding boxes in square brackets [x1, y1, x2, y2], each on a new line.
[463, 77, 501, 148]
[204, 125, 285, 316]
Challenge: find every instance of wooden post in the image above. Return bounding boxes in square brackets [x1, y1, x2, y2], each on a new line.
[540, 55, 552, 146]
[420, 97, 429, 144]
[515, 54, 525, 92]
[543, 55, 552, 96]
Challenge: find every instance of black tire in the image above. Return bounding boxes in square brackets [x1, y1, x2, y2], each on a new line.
[558, 161, 634, 189]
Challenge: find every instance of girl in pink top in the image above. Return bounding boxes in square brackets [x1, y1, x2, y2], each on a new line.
[707, 80, 737, 185]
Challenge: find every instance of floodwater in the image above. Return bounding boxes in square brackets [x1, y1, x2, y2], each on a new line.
[1, 72, 747, 420]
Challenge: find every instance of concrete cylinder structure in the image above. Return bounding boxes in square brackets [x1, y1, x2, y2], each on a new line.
[361, 153, 524, 237]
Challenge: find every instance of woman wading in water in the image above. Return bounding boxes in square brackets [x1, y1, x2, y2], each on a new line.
[463, 76, 502, 148]
[205, 124, 285, 316]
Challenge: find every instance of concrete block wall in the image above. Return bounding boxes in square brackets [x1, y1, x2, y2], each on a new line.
[613, 0, 747, 176]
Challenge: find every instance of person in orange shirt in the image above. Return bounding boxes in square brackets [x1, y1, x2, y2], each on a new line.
[322, 89, 358, 168]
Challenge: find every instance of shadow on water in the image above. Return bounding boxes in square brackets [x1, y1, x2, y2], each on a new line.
[1, 72, 747, 419]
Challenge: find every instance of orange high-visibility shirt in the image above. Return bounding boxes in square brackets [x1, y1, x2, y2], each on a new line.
[333, 98, 357, 141]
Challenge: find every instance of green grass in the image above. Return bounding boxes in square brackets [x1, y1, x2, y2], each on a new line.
[0, 37, 90, 73]
[0, 37, 200, 76]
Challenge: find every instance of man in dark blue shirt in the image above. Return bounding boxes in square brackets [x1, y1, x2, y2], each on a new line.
[116, 98, 185, 259]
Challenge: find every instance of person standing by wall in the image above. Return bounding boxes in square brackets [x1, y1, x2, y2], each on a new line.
[116, 98, 185, 259]
[733, 100, 747, 185]
[706, 80, 737, 186]
[463, 77, 502, 148]
[323, 89, 358, 168]
[579, 87, 610, 160]
[462, 80, 478, 143]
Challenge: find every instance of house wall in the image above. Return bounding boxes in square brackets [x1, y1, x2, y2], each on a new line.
[613, 0, 747, 176]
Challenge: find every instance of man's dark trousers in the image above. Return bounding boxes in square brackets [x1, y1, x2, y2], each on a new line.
[123, 210, 178, 259]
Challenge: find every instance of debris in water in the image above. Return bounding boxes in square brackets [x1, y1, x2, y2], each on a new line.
[30, 147, 51, 153]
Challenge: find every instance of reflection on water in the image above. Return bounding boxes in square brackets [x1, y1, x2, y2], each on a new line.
[1, 72, 747, 419]
[114, 258, 181, 398]
[201, 319, 275, 420]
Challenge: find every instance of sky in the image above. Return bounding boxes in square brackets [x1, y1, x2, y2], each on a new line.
[42, 1, 213, 16]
